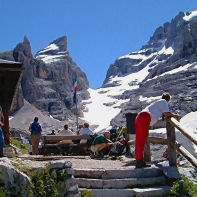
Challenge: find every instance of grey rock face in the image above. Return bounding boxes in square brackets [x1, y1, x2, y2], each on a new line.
[103, 11, 197, 127]
[0, 159, 32, 197]
[0, 36, 89, 120]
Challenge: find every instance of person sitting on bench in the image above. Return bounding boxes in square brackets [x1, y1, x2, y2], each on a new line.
[79, 122, 93, 144]
[58, 124, 75, 136]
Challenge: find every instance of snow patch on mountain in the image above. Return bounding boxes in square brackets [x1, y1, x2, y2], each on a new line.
[148, 62, 195, 81]
[40, 43, 59, 53]
[82, 37, 176, 132]
[36, 54, 65, 64]
[183, 10, 197, 21]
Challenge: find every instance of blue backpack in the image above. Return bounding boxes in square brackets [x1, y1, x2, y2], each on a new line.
[31, 122, 41, 134]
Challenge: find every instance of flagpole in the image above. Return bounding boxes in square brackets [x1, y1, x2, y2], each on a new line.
[73, 82, 79, 130]
[75, 95, 78, 130]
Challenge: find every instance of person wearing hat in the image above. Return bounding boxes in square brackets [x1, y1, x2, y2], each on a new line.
[29, 117, 42, 155]
[90, 131, 113, 156]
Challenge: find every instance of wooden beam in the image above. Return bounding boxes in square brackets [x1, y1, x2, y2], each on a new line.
[148, 137, 168, 145]
[170, 117, 197, 146]
[166, 117, 177, 166]
[176, 145, 197, 169]
[0, 67, 24, 72]
[127, 137, 168, 146]
[43, 135, 91, 142]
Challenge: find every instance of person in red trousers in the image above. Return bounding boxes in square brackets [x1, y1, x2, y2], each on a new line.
[135, 92, 180, 168]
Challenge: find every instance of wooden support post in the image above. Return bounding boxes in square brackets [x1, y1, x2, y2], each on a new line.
[43, 136, 46, 155]
[2, 109, 11, 145]
[144, 142, 151, 162]
[166, 117, 176, 166]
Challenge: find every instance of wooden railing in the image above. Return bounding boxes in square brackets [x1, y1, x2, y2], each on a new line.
[128, 117, 197, 168]
[166, 117, 197, 168]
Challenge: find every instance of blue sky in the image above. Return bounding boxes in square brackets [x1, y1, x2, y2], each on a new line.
[0, 0, 196, 89]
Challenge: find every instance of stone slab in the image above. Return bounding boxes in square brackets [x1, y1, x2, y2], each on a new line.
[76, 176, 165, 189]
[74, 167, 163, 179]
[80, 188, 135, 197]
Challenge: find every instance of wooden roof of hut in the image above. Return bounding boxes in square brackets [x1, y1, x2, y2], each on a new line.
[0, 59, 24, 144]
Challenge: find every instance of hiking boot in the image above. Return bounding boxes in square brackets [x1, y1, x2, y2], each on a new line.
[136, 159, 151, 168]
[0, 154, 6, 157]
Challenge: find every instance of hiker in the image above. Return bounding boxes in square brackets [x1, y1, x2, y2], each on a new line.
[79, 122, 93, 144]
[0, 106, 5, 157]
[135, 92, 180, 168]
[90, 131, 113, 156]
[29, 117, 42, 155]
[51, 130, 56, 135]
[77, 124, 83, 135]
[58, 124, 75, 136]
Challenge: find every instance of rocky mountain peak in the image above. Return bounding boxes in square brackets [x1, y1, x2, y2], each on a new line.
[100, 10, 197, 127]
[13, 36, 32, 61]
[52, 36, 67, 51]
[35, 36, 67, 58]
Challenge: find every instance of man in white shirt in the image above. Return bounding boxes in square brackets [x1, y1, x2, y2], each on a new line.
[58, 124, 75, 136]
[135, 92, 180, 168]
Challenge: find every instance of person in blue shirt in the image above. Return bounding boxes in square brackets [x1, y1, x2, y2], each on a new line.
[29, 117, 42, 155]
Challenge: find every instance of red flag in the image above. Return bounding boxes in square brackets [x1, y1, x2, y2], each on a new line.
[73, 81, 78, 104]
[74, 81, 78, 92]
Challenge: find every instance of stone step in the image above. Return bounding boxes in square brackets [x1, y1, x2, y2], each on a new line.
[80, 186, 170, 197]
[73, 167, 163, 179]
[75, 176, 166, 189]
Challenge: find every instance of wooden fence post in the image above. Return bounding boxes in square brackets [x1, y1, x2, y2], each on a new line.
[166, 117, 176, 166]
[144, 142, 151, 162]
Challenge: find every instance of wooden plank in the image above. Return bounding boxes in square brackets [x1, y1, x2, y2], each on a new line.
[45, 144, 88, 147]
[148, 137, 168, 145]
[176, 145, 197, 169]
[170, 117, 197, 146]
[127, 137, 168, 146]
[43, 135, 91, 142]
[0, 67, 24, 72]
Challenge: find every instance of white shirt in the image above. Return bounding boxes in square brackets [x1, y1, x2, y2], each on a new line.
[80, 128, 93, 135]
[58, 129, 74, 136]
[143, 99, 169, 126]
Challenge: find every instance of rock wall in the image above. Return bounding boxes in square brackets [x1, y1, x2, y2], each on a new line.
[0, 158, 80, 197]
[0, 36, 89, 121]
[103, 11, 197, 127]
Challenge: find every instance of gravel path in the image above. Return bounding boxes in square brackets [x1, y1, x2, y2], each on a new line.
[12, 155, 136, 170]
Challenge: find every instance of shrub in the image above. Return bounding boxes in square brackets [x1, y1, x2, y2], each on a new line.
[30, 166, 68, 197]
[165, 175, 197, 197]
[0, 186, 8, 197]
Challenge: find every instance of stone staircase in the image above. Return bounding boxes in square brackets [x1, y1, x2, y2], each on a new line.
[73, 167, 171, 197]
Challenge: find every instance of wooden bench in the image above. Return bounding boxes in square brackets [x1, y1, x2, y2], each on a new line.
[41, 135, 92, 155]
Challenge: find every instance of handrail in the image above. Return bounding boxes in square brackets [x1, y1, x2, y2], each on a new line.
[167, 117, 197, 169]
[169, 117, 197, 146]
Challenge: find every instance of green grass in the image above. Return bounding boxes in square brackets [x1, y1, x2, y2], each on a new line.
[81, 189, 92, 197]
[0, 186, 8, 197]
[11, 137, 29, 154]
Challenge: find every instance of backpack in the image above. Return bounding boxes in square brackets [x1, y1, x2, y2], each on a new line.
[110, 141, 125, 156]
[31, 122, 41, 134]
